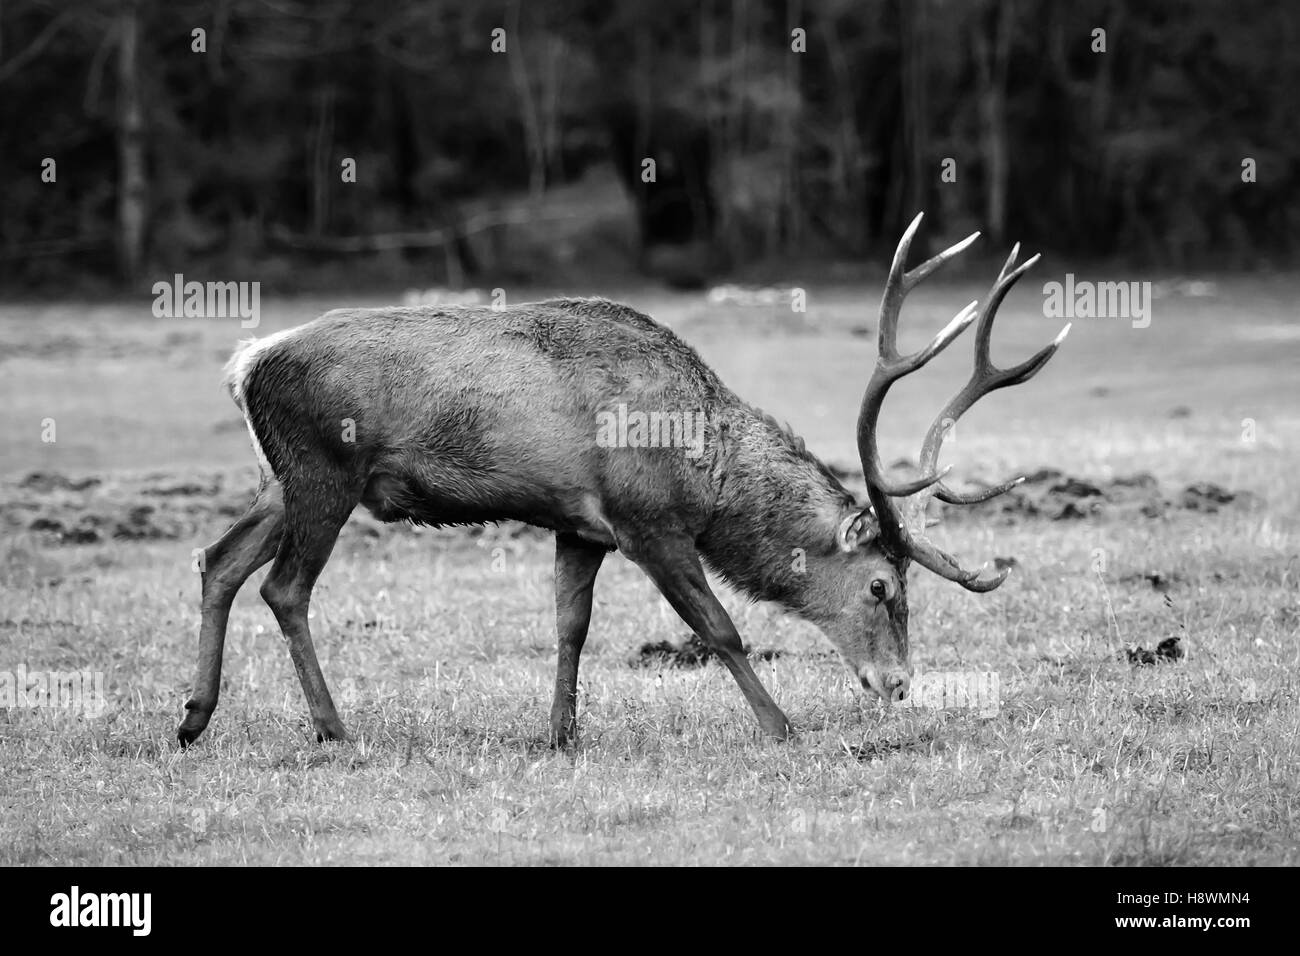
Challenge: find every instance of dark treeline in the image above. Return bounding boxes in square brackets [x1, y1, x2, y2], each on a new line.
[1, 0, 1294, 290]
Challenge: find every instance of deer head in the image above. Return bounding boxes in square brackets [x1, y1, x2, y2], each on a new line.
[823, 213, 1070, 703]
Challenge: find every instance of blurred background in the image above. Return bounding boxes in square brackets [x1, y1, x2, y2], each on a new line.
[1, 0, 1296, 294]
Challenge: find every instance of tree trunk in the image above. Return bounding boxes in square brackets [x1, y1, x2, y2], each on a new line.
[507, 0, 546, 198]
[782, 0, 804, 248]
[311, 85, 335, 237]
[116, 0, 146, 281]
[973, 0, 1012, 244]
[900, 0, 928, 237]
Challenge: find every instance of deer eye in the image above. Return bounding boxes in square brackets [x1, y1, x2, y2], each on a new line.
[870, 579, 888, 601]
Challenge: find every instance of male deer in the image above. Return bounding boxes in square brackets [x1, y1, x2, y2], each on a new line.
[178, 213, 1068, 747]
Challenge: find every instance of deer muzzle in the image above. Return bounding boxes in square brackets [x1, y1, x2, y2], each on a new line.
[860, 666, 912, 704]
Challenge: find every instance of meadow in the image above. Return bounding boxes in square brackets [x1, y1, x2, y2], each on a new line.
[1, 270, 1296, 864]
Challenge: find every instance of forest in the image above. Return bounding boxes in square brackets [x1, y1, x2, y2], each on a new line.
[1, 0, 1294, 290]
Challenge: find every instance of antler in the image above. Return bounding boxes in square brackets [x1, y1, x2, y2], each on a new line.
[856, 213, 980, 505]
[856, 213, 1070, 592]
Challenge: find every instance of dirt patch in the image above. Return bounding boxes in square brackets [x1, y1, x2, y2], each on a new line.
[3, 470, 560, 547]
[3, 471, 249, 544]
[828, 464, 1263, 523]
[953, 469, 1264, 522]
[19, 472, 103, 493]
[1121, 636, 1185, 666]
[1118, 570, 1193, 594]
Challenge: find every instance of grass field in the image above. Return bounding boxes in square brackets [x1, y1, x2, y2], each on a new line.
[1, 271, 1297, 865]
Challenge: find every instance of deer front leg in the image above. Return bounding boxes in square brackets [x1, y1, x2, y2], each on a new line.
[627, 534, 792, 740]
[549, 533, 607, 747]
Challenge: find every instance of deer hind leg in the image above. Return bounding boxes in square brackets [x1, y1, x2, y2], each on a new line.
[259, 474, 359, 742]
[625, 533, 792, 740]
[178, 477, 285, 747]
[549, 533, 607, 748]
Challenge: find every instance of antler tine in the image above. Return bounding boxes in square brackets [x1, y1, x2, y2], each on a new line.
[934, 475, 1024, 505]
[876, 213, 924, 362]
[903, 229, 982, 293]
[878, 213, 981, 362]
[972, 246, 1041, 373]
[908, 535, 1011, 592]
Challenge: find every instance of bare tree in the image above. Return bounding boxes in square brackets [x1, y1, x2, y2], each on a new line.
[116, 0, 146, 280]
[972, 0, 1014, 244]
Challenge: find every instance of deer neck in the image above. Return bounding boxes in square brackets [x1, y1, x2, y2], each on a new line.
[699, 411, 858, 624]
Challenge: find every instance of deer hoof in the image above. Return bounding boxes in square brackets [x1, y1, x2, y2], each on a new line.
[314, 717, 349, 742]
[549, 728, 579, 751]
[177, 710, 210, 748]
[761, 715, 794, 741]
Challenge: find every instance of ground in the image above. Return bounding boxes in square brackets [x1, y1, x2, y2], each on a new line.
[0, 270, 1296, 864]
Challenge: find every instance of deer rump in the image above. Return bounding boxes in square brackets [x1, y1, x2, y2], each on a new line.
[224, 298, 724, 548]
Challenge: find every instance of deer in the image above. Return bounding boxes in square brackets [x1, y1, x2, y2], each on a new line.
[177, 213, 1069, 748]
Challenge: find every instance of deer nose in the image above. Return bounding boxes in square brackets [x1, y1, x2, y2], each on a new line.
[884, 670, 910, 703]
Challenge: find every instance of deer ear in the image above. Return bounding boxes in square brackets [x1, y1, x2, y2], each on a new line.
[836, 509, 878, 553]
